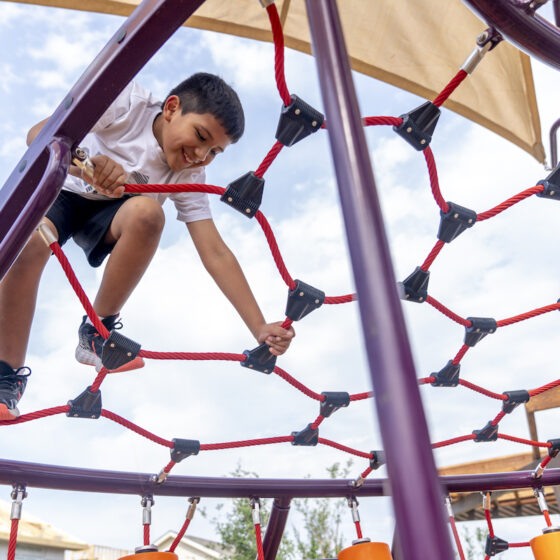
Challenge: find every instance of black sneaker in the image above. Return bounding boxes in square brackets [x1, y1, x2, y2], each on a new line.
[75, 314, 144, 373]
[0, 361, 31, 420]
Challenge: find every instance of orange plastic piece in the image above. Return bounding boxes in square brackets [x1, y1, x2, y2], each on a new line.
[118, 553, 178, 560]
[530, 530, 560, 559]
[338, 541, 392, 559]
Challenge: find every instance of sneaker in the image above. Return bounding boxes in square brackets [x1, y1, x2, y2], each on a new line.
[75, 314, 144, 373]
[0, 361, 31, 420]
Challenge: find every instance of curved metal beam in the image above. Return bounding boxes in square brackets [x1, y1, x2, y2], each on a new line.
[464, 0, 560, 69]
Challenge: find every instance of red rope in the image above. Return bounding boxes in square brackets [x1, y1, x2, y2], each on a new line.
[452, 344, 470, 365]
[477, 185, 544, 222]
[255, 141, 284, 178]
[544, 509, 553, 527]
[143, 524, 150, 546]
[324, 294, 356, 304]
[423, 147, 449, 213]
[509, 542, 530, 548]
[531, 378, 560, 397]
[0, 405, 69, 425]
[266, 3, 291, 106]
[125, 183, 224, 195]
[433, 70, 468, 107]
[169, 518, 191, 552]
[51, 243, 109, 338]
[362, 116, 403, 127]
[497, 301, 560, 328]
[273, 366, 323, 400]
[432, 434, 476, 449]
[318, 438, 373, 459]
[458, 380, 507, 401]
[360, 466, 373, 480]
[426, 296, 470, 327]
[101, 410, 173, 448]
[491, 411, 506, 426]
[350, 391, 373, 401]
[484, 508, 494, 538]
[255, 521, 265, 560]
[139, 350, 245, 362]
[255, 211, 295, 288]
[310, 415, 325, 430]
[354, 521, 363, 539]
[449, 514, 466, 560]
[90, 368, 109, 393]
[421, 240, 445, 271]
[7, 519, 19, 560]
[498, 433, 551, 448]
[201, 436, 293, 451]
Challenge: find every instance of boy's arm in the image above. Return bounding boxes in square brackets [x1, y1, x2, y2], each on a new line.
[186, 219, 294, 356]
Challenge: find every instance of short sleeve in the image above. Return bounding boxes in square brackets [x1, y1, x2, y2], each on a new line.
[169, 168, 212, 223]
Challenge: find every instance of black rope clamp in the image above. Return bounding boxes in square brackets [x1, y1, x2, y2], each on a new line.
[286, 279, 325, 321]
[473, 421, 499, 442]
[431, 360, 461, 387]
[170, 438, 200, 463]
[291, 423, 319, 446]
[485, 535, 509, 556]
[320, 392, 350, 418]
[393, 101, 440, 151]
[101, 330, 141, 371]
[502, 390, 530, 414]
[537, 164, 560, 201]
[275, 94, 324, 147]
[464, 317, 497, 347]
[437, 201, 477, 243]
[67, 386, 102, 419]
[369, 450, 385, 470]
[221, 171, 265, 218]
[241, 343, 277, 374]
[548, 438, 560, 458]
[399, 267, 430, 303]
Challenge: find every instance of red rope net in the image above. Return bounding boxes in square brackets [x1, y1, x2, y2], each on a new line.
[4, 5, 560, 557]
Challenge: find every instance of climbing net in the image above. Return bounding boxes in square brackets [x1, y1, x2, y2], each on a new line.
[2, 3, 560, 559]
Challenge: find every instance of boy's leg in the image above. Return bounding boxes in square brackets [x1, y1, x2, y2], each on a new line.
[76, 196, 164, 372]
[94, 196, 165, 316]
[0, 219, 57, 419]
[0, 219, 57, 368]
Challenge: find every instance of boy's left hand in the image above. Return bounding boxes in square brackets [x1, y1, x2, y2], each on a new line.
[258, 322, 295, 356]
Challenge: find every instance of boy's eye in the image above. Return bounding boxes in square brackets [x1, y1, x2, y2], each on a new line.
[210, 149, 219, 157]
[196, 129, 206, 142]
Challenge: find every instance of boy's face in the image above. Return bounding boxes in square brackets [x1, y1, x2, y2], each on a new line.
[158, 95, 232, 172]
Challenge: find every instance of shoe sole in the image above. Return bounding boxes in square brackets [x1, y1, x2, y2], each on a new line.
[75, 346, 144, 373]
[0, 403, 18, 421]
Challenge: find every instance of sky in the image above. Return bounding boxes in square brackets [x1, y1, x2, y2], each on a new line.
[1, 1, 560, 558]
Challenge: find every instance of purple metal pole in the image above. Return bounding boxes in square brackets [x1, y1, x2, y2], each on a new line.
[550, 118, 560, 167]
[304, 1, 454, 558]
[1, 459, 559, 497]
[262, 497, 291, 560]
[464, 0, 560, 69]
[0, 0, 207, 280]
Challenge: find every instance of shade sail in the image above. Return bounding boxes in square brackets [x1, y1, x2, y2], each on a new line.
[6, 0, 545, 161]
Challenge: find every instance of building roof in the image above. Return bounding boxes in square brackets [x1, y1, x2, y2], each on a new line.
[0, 498, 88, 551]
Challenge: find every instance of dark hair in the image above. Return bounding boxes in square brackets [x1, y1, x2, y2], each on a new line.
[164, 73, 245, 143]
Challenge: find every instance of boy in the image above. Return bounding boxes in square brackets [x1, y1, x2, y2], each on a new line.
[0, 73, 294, 420]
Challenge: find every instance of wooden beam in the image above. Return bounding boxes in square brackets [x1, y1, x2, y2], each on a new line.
[438, 452, 541, 476]
[525, 385, 560, 413]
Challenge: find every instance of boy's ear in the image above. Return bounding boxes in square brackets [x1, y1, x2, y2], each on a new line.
[163, 95, 181, 120]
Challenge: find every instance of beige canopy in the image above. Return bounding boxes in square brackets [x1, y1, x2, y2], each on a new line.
[7, 0, 545, 161]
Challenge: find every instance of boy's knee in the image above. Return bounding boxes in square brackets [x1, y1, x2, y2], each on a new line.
[128, 197, 165, 236]
[14, 231, 53, 270]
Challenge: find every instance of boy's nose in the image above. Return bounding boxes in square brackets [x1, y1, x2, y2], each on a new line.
[194, 146, 209, 162]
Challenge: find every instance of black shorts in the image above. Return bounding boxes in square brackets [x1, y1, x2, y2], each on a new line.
[46, 190, 134, 267]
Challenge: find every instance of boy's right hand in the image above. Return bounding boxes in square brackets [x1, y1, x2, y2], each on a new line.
[82, 155, 128, 198]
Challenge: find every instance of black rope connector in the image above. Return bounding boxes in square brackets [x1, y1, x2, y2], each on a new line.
[221, 171, 265, 218]
[275, 95, 324, 147]
[399, 267, 430, 303]
[101, 330, 141, 371]
[547, 438, 560, 458]
[437, 201, 477, 243]
[170, 438, 200, 463]
[286, 279, 325, 321]
[537, 163, 560, 201]
[502, 390, 530, 414]
[485, 535, 509, 556]
[241, 343, 277, 374]
[464, 317, 497, 347]
[393, 101, 440, 151]
[431, 360, 461, 387]
[320, 392, 350, 418]
[67, 386, 102, 419]
[473, 421, 499, 442]
[291, 423, 319, 446]
[369, 450, 385, 470]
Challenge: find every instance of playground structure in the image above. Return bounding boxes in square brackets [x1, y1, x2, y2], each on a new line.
[2, 0, 560, 559]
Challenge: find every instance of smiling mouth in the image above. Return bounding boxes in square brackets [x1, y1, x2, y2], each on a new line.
[182, 149, 193, 166]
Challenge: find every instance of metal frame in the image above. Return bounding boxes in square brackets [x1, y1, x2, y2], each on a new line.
[2, 0, 560, 558]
